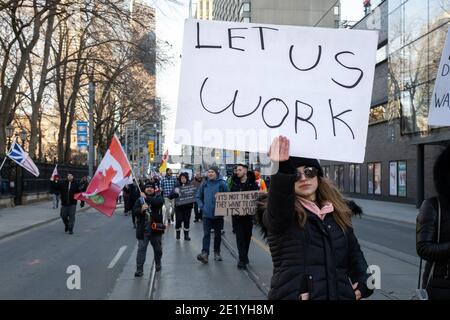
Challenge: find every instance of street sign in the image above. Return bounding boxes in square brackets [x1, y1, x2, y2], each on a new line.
[77, 121, 88, 149]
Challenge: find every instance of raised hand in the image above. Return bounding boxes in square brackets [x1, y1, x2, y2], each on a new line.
[268, 136, 290, 162]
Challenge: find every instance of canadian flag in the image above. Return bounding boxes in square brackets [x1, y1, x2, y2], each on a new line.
[75, 135, 133, 217]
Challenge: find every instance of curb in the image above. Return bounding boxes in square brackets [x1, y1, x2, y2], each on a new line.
[0, 205, 91, 242]
[362, 212, 416, 226]
[221, 233, 270, 297]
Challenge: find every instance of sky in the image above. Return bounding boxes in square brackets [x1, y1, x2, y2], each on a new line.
[148, 0, 365, 155]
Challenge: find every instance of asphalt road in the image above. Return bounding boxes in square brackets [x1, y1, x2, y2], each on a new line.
[0, 207, 138, 299]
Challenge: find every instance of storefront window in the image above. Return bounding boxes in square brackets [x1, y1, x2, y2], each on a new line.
[398, 161, 407, 197]
[368, 163, 374, 194]
[349, 164, 361, 194]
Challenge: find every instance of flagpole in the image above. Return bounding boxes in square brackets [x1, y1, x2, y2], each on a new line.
[0, 137, 16, 172]
[0, 157, 7, 172]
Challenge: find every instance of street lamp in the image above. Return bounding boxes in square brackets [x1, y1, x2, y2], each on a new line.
[6, 125, 14, 150]
[20, 129, 27, 148]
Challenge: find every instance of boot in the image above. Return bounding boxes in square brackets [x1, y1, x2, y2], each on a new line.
[197, 251, 208, 264]
[176, 230, 181, 240]
[184, 231, 191, 241]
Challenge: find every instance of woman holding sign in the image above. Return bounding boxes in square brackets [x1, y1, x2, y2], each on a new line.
[170, 172, 194, 241]
[257, 136, 373, 300]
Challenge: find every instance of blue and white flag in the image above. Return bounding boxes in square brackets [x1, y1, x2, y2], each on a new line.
[7, 140, 40, 177]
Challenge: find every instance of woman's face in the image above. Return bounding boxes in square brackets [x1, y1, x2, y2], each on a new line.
[181, 176, 187, 184]
[294, 166, 319, 200]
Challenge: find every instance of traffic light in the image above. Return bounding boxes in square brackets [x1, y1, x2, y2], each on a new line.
[147, 140, 155, 156]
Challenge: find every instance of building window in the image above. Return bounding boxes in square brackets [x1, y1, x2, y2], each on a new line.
[334, 165, 344, 192]
[243, 17, 251, 23]
[368, 162, 382, 195]
[390, 161, 408, 197]
[323, 166, 330, 179]
[369, 104, 387, 124]
[349, 164, 361, 193]
[376, 45, 387, 64]
[334, 6, 339, 16]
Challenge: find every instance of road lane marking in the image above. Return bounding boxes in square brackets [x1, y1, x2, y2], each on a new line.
[251, 236, 270, 254]
[108, 246, 127, 269]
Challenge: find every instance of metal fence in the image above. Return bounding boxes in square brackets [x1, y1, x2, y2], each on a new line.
[0, 158, 89, 195]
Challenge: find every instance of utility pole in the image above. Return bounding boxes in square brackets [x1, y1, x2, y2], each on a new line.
[88, 80, 95, 178]
[137, 125, 141, 177]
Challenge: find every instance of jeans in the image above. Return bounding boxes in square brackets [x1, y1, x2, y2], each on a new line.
[136, 233, 163, 271]
[194, 202, 202, 221]
[60, 205, 76, 231]
[163, 197, 174, 223]
[202, 217, 224, 254]
[52, 194, 60, 209]
[233, 215, 253, 263]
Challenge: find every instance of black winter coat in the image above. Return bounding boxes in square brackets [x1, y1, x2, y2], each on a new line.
[258, 167, 373, 300]
[57, 180, 80, 206]
[231, 171, 259, 223]
[416, 146, 450, 298]
[49, 180, 60, 195]
[134, 193, 164, 240]
[416, 197, 450, 294]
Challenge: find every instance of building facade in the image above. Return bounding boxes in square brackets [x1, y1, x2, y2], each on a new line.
[194, 0, 214, 20]
[214, 0, 340, 27]
[322, 0, 450, 207]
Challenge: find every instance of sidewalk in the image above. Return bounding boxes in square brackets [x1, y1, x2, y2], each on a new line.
[347, 197, 419, 224]
[0, 200, 89, 240]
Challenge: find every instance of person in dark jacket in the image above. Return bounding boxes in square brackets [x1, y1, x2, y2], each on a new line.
[134, 183, 165, 276]
[416, 145, 450, 299]
[196, 166, 228, 264]
[230, 164, 259, 270]
[256, 136, 373, 300]
[192, 173, 203, 222]
[170, 172, 194, 241]
[78, 176, 89, 208]
[127, 178, 142, 228]
[52, 173, 80, 234]
[49, 175, 60, 209]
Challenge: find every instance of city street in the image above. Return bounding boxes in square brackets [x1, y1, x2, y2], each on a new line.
[0, 199, 420, 300]
[0, 204, 143, 300]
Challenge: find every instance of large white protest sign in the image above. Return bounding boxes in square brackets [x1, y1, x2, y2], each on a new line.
[175, 19, 378, 163]
[429, 27, 450, 127]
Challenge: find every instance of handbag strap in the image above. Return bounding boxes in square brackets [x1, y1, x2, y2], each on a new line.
[422, 198, 442, 289]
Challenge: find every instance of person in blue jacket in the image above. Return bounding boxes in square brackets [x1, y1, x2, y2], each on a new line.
[196, 165, 228, 264]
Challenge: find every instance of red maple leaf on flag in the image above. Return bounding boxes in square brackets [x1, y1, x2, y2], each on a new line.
[97, 166, 117, 192]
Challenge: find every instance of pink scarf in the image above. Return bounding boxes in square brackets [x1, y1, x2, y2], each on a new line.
[299, 198, 334, 221]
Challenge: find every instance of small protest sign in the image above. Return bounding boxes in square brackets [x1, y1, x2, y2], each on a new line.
[215, 191, 260, 216]
[175, 185, 198, 206]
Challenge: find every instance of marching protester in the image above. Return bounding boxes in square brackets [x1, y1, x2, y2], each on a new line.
[196, 166, 228, 264]
[134, 182, 165, 276]
[254, 171, 267, 192]
[49, 175, 60, 209]
[416, 145, 450, 299]
[170, 172, 194, 241]
[192, 172, 203, 222]
[256, 136, 373, 300]
[230, 164, 259, 270]
[227, 165, 238, 234]
[161, 168, 177, 225]
[126, 178, 142, 228]
[78, 176, 89, 208]
[51, 173, 80, 235]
